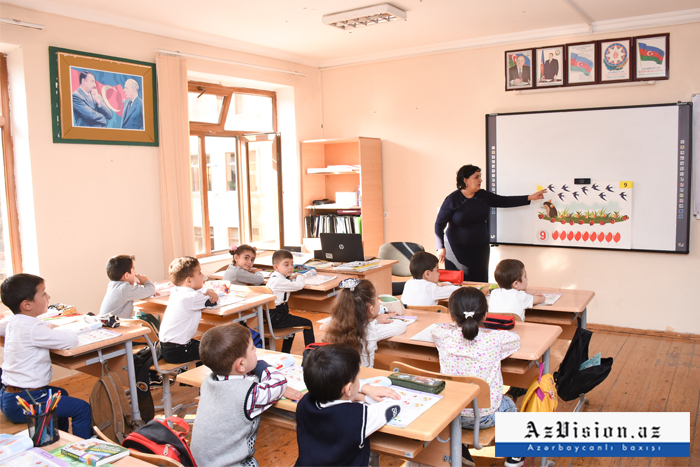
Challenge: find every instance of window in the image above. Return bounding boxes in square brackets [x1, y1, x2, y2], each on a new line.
[0, 55, 21, 280]
[188, 81, 282, 257]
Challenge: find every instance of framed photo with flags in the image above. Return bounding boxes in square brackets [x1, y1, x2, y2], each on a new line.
[566, 41, 598, 86]
[599, 38, 633, 83]
[49, 46, 159, 146]
[505, 48, 535, 91]
[634, 33, 670, 81]
[535, 45, 565, 88]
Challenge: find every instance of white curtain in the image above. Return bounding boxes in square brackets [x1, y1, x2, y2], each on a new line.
[156, 53, 195, 276]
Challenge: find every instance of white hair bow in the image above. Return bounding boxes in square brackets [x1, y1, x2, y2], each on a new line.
[463, 311, 475, 319]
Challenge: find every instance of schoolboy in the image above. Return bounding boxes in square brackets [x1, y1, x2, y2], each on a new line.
[489, 259, 544, 321]
[401, 251, 462, 306]
[0, 274, 92, 438]
[266, 249, 315, 353]
[159, 256, 218, 363]
[191, 323, 301, 467]
[295, 344, 401, 466]
[99, 255, 156, 318]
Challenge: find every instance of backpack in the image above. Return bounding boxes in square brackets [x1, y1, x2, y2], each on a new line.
[122, 417, 198, 467]
[239, 321, 263, 349]
[519, 364, 558, 413]
[132, 346, 156, 422]
[90, 367, 136, 444]
[553, 323, 613, 401]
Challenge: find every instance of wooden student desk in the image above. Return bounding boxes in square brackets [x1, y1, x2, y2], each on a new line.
[178, 348, 479, 467]
[211, 259, 398, 313]
[374, 311, 562, 389]
[37, 430, 152, 466]
[135, 289, 276, 339]
[1, 321, 150, 424]
[454, 283, 594, 340]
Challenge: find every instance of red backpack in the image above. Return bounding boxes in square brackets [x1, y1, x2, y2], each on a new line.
[122, 417, 198, 467]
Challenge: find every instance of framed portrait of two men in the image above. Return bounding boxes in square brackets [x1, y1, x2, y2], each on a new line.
[49, 47, 159, 146]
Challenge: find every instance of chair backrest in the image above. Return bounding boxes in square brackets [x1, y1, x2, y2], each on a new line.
[406, 304, 449, 313]
[390, 361, 491, 409]
[378, 242, 425, 276]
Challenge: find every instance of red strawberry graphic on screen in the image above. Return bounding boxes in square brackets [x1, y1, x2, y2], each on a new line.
[553, 231, 559, 240]
[575, 232, 582, 241]
[567, 231, 574, 241]
[582, 232, 589, 241]
[614, 233, 621, 243]
[606, 233, 613, 242]
[598, 232, 605, 242]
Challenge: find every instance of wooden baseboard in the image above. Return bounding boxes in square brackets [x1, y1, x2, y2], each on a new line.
[588, 323, 700, 341]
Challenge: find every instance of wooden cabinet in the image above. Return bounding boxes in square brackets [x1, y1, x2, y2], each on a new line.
[300, 137, 384, 255]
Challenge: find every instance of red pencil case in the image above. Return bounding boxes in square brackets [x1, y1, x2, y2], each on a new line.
[483, 314, 516, 330]
[438, 269, 464, 285]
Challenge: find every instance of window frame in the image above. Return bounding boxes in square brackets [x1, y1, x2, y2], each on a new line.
[188, 81, 279, 258]
[0, 54, 22, 274]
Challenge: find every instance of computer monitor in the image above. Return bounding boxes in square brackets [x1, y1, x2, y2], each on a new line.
[319, 233, 365, 262]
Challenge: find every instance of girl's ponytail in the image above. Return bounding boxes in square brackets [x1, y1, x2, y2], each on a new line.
[325, 279, 376, 351]
[448, 287, 488, 341]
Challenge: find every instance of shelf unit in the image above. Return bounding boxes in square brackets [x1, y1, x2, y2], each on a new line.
[300, 137, 384, 255]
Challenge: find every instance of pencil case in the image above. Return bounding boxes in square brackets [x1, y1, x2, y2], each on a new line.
[388, 373, 446, 394]
[438, 269, 463, 285]
[483, 314, 516, 330]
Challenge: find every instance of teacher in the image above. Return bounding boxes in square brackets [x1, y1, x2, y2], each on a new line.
[435, 165, 546, 282]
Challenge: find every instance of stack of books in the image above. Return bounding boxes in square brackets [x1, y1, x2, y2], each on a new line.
[334, 258, 381, 272]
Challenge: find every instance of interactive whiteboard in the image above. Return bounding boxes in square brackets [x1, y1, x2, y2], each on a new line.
[486, 103, 691, 253]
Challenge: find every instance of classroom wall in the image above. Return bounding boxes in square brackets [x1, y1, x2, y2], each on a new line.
[320, 22, 700, 334]
[0, 5, 323, 316]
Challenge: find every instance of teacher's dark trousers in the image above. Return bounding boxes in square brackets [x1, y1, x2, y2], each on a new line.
[445, 242, 490, 283]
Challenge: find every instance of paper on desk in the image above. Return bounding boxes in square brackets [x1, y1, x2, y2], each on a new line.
[541, 294, 562, 306]
[304, 274, 337, 285]
[385, 385, 443, 429]
[206, 293, 246, 308]
[409, 323, 439, 343]
[75, 328, 122, 347]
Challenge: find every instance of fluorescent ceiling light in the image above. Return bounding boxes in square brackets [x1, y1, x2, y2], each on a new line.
[0, 18, 45, 30]
[323, 3, 407, 30]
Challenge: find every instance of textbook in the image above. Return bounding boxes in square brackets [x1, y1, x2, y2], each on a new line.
[60, 439, 129, 466]
[334, 258, 381, 272]
[542, 293, 562, 306]
[0, 434, 68, 467]
[409, 323, 439, 343]
[304, 274, 337, 285]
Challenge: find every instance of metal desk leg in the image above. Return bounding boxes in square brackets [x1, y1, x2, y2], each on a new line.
[123, 339, 142, 423]
[450, 415, 461, 467]
[581, 306, 587, 329]
[543, 348, 550, 374]
[369, 451, 380, 466]
[256, 304, 265, 347]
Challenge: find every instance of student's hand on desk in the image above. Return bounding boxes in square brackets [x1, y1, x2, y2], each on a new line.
[362, 384, 400, 402]
[289, 273, 300, 280]
[205, 289, 219, 303]
[283, 386, 303, 401]
[376, 313, 395, 325]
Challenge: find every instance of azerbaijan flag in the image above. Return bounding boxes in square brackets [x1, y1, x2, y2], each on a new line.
[638, 42, 664, 65]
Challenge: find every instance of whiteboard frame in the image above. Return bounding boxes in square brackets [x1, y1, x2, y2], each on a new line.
[485, 102, 692, 254]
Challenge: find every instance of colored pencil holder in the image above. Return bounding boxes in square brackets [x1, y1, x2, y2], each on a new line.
[26, 406, 59, 447]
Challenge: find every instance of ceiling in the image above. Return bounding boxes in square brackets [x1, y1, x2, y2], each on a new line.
[4, 0, 700, 68]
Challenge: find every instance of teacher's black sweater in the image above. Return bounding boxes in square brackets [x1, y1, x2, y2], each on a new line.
[435, 189, 530, 248]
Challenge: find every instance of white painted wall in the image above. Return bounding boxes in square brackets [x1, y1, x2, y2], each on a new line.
[320, 22, 700, 333]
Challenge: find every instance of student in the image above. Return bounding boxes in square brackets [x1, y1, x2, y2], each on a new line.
[489, 259, 544, 321]
[266, 249, 315, 353]
[159, 257, 218, 363]
[324, 279, 407, 368]
[295, 344, 401, 467]
[0, 274, 92, 438]
[222, 244, 264, 286]
[400, 251, 462, 306]
[191, 323, 301, 467]
[99, 254, 156, 318]
[431, 287, 522, 467]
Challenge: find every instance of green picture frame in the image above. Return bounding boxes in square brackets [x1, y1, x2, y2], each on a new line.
[49, 46, 159, 146]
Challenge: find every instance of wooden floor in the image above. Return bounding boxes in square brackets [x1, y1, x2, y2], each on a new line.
[5, 311, 699, 467]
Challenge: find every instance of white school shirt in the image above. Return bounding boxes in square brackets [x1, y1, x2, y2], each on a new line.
[361, 319, 407, 368]
[159, 286, 208, 344]
[487, 288, 534, 321]
[400, 279, 461, 306]
[0, 314, 78, 388]
[266, 271, 305, 306]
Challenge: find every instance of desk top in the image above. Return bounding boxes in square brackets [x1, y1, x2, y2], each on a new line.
[178, 348, 479, 442]
[39, 430, 151, 466]
[459, 283, 595, 314]
[139, 290, 276, 317]
[390, 311, 562, 362]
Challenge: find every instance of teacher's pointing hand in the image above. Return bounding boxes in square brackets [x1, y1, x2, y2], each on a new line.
[527, 188, 548, 201]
